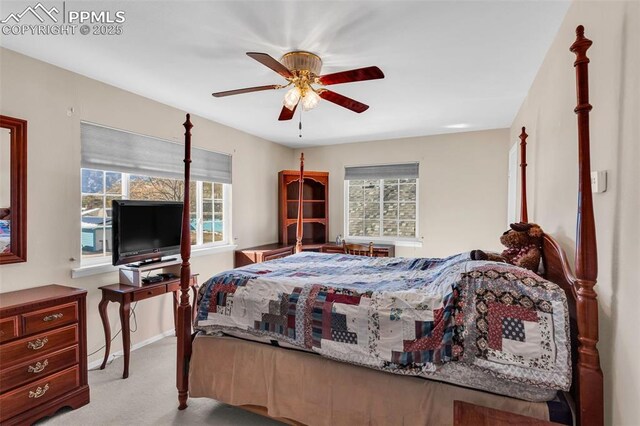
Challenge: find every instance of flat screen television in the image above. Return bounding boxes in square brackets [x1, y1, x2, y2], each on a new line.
[111, 200, 184, 266]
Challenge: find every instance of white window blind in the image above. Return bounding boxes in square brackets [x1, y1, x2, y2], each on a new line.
[344, 162, 419, 240]
[344, 162, 419, 181]
[81, 122, 232, 184]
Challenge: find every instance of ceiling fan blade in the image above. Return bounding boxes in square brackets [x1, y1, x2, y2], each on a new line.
[318, 66, 384, 86]
[319, 90, 369, 113]
[212, 84, 280, 98]
[246, 52, 293, 79]
[278, 103, 298, 121]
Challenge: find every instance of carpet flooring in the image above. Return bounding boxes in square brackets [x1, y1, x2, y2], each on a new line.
[35, 336, 283, 425]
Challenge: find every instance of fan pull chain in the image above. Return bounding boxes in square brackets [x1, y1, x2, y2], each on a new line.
[298, 106, 303, 138]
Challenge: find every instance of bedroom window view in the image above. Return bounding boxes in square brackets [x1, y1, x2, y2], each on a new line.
[80, 168, 227, 262]
[346, 178, 418, 239]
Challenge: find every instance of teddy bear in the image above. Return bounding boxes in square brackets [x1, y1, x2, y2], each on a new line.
[470, 222, 544, 272]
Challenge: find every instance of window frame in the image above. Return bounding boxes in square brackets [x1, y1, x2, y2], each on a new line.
[80, 168, 231, 266]
[343, 178, 420, 244]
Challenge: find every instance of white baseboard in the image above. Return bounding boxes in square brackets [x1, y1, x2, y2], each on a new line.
[87, 328, 175, 370]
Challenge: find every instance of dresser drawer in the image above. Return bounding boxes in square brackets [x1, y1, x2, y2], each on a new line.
[263, 247, 294, 262]
[0, 324, 78, 368]
[132, 285, 166, 302]
[0, 366, 80, 422]
[320, 246, 344, 254]
[0, 345, 78, 393]
[0, 317, 19, 343]
[22, 302, 78, 335]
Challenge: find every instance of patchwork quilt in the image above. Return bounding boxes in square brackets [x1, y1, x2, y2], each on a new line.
[195, 252, 571, 401]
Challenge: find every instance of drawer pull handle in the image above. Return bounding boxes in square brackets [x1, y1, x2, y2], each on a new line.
[28, 359, 49, 373]
[27, 337, 48, 350]
[43, 313, 64, 322]
[28, 383, 49, 399]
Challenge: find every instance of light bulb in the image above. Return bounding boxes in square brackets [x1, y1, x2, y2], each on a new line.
[302, 90, 320, 111]
[283, 87, 301, 110]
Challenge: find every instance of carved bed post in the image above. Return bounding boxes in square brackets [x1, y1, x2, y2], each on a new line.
[177, 114, 193, 410]
[295, 153, 304, 253]
[519, 127, 528, 223]
[570, 26, 603, 426]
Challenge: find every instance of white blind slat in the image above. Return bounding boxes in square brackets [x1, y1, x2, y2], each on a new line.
[81, 122, 232, 184]
[344, 163, 419, 180]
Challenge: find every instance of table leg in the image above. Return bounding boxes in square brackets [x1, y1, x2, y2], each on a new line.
[172, 290, 178, 336]
[98, 298, 110, 370]
[119, 299, 131, 379]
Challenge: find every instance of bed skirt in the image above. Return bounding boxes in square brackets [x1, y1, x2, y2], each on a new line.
[189, 334, 568, 425]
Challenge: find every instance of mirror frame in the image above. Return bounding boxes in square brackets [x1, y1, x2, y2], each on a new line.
[0, 115, 27, 265]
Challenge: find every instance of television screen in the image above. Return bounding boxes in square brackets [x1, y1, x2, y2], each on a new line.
[112, 200, 184, 266]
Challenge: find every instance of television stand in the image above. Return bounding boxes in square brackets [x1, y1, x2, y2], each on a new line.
[98, 274, 199, 379]
[118, 259, 181, 287]
[127, 257, 177, 268]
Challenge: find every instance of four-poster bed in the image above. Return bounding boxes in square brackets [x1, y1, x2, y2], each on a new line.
[175, 26, 602, 426]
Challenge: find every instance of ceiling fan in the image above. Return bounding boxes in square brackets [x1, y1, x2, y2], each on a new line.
[212, 51, 384, 121]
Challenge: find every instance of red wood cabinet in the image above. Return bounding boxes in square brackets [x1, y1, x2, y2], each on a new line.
[278, 170, 329, 250]
[453, 401, 559, 425]
[0, 285, 89, 425]
[235, 243, 295, 268]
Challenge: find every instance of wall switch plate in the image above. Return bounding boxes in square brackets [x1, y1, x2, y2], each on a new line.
[591, 171, 607, 193]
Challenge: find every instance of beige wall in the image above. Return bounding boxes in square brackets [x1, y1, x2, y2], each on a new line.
[510, 1, 639, 424]
[294, 129, 510, 258]
[0, 48, 292, 365]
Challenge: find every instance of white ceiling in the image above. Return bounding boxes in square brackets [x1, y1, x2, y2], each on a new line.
[1, 1, 570, 147]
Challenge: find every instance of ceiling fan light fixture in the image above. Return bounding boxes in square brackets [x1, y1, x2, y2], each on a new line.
[302, 89, 320, 111]
[213, 51, 384, 120]
[283, 87, 301, 110]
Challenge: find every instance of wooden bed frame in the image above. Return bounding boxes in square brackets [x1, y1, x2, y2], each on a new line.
[174, 26, 603, 426]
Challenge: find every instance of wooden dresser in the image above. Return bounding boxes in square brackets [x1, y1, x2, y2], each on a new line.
[453, 401, 560, 425]
[235, 243, 295, 267]
[0, 285, 89, 425]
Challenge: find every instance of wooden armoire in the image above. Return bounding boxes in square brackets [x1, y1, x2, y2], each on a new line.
[278, 170, 329, 250]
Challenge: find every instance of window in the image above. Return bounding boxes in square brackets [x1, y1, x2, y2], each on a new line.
[81, 169, 229, 262]
[344, 163, 419, 241]
[80, 122, 232, 265]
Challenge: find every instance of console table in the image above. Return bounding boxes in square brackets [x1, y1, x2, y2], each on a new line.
[98, 275, 198, 379]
